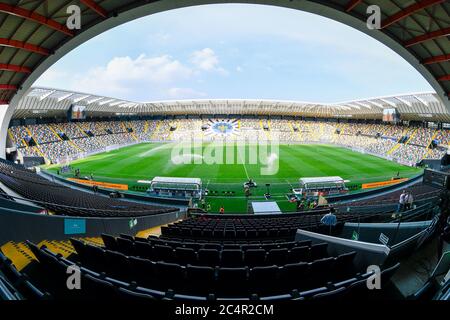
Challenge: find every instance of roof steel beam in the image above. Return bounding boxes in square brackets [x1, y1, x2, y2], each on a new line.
[0, 3, 74, 36]
[381, 0, 445, 29]
[80, 0, 108, 18]
[422, 54, 450, 65]
[0, 63, 31, 73]
[0, 85, 17, 90]
[0, 38, 50, 55]
[345, 0, 362, 12]
[404, 27, 450, 47]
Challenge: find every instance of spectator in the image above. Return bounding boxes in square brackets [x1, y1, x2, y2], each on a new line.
[397, 190, 407, 212]
[405, 191, 414, 211]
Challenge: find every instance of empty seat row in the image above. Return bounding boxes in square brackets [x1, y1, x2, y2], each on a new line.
[161, 226, 299, 239]
[69, 239, 355, 296]
[27, 241, 400, 300]
[94, 237, 329, 267]
[105, 234, 313, 255]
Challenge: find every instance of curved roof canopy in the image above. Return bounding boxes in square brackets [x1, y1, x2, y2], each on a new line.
[0, 0, 449, 109]
[14, 87, 450, 122]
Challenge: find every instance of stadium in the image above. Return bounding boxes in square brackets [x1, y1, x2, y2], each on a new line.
[0, 0, 449, 307]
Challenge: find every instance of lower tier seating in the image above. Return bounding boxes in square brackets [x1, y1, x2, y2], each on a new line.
[23, 241, 400, 300]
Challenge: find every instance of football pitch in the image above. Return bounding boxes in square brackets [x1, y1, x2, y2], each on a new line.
[47, 142, 422, 213]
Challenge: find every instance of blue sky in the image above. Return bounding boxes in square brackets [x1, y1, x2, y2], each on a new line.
[35, 4, 433, 103]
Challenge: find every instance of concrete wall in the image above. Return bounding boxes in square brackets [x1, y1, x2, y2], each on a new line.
[0, 206, 185, 245]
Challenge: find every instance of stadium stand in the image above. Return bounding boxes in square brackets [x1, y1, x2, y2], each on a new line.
[9, 119, 449, 165]
[0, 158, 178, 217]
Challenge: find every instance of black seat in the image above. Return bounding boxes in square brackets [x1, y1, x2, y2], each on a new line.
[83, 244, 106, 272]
[186, 265, 216, 295]
[183, 242, 202, 251]
[175, 247, 197, 265]
[82, 274, 119, 300]
[266, 248, 288, 266]
[116, 237, 134, 256]
[101, 234, 118, 251]
[203, 243, 222, 251]
[288, 246, 309, 263]
[279, 262, 309, 291]
[312, 286, 346, 300]
[236, 229, 246, 238]
[153, 245, 174, 262]
[105, 250, 131, 280]
[117, 287, 157, 300]
[310, 243, 328, 261]
[221, 249, 243, 267]
[244, 249, 266, 267]
[154, 261, 185, 291]
[333, 251, 356, 281]
[225, 229, 236, 238]
[198, 249, 220, 267]
[247, 229, 257, 238]
[134, 241, 153, 260]
[128, 256, 156, 288]
[216, 267, 248, 297]
[308, 257, 335, 288]
[249, 265, 279, 295]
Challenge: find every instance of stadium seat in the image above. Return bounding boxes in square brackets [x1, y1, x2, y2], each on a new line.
[153, 245, 174, 262]
[116, 237, 134, 256]
[266, 248, 288, 266]
[221, 249, 243, 267]
[101, 234, 118, 252]
[186, 265, 216, 295]
[154, 262, 185, 291]
[104, 250, 130, 280]
[279, 262, 309, 291]
[175, 247, 197, 265]
[198, 249, 220, 267]
[217, 267, 248, 297]
[287, 246, 309, 263]
[244, 249, 267, 267]
[128, 256, 156, 288]
[308, 257, 336, 288]
[134, 241, 153, 260]
[310, 243, 328, 261]
[333, 251, 356, 280]
[117, 287, 157, 301]
[249, 265, 279, 295]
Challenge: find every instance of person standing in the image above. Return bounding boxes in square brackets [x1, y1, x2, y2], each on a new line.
[219, 206, 225, 214]
[397, 190, 407, 212]
[405, 191, 414, 211]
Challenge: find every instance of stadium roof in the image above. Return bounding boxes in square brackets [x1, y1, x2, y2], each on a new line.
[0, 0, 449, 111]
[13, 87, 450, 122]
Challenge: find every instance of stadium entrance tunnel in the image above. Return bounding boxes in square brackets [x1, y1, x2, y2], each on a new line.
[1, 0, 449, 158]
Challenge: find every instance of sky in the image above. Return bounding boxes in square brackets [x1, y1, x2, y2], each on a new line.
[35, 4, 434, 103]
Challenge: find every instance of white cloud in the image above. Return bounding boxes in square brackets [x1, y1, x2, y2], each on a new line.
[72, 54, 193, 97]
[37, 69, 69, 87]
[190, 48, 228, 75]
[236, 66, 243, 72]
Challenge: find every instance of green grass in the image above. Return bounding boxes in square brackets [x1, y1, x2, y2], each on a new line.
[45, 142, 422, 213]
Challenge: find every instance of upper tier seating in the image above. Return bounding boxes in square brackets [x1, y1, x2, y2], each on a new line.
[0, 159, 178, 217]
